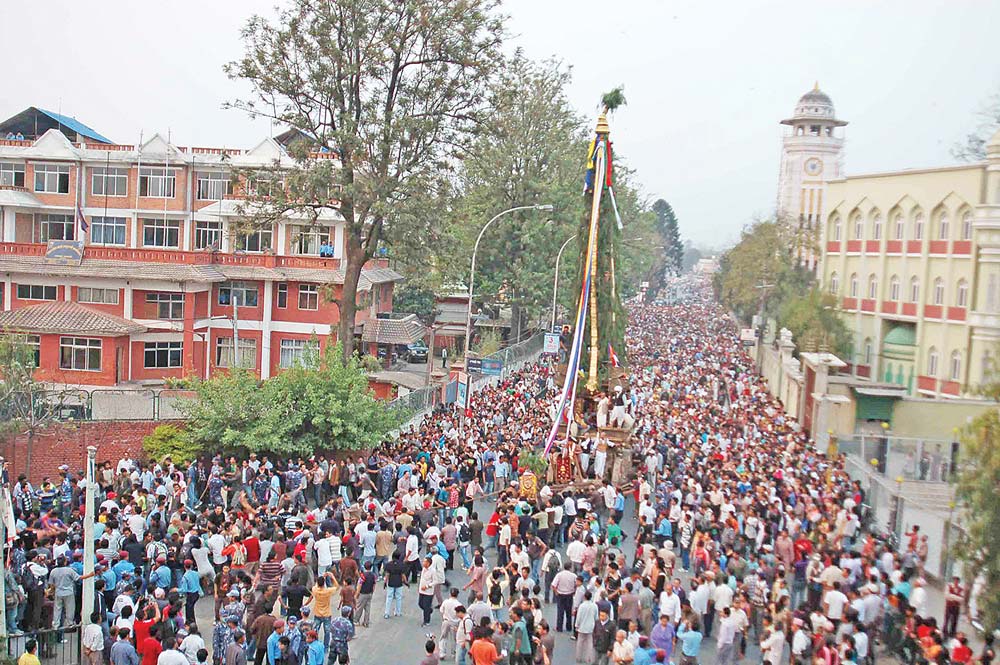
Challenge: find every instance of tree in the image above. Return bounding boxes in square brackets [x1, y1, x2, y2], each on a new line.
[143, 424, 203, 464]
[652, 199, 683, 276]
[445, 56, 585, 343]
[954, 365, 1000, 630]
[953, 87, 1000, 162]
[393, 284, 437, 321]
[714, 219, 796, 323]
[778, 288, 851, 356]
[179, 344, 402, 456]
[226, 0, 504, 360]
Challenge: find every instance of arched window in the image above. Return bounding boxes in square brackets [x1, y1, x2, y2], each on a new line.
[933, 278, 945, 305]
[914, 213, 925, 240]
[889, 275, 900, 301]
[831, 217, 842, 241]
[872, 213, 883, 240]
[829, 272, 840, 295]
[950, 351, 962, 382]
[957, 279, 969, 307]
[868, 274, 879, 299]
[928, 347, 939, 377]
[893, 214, 905, 240]
[850, 273, 859, 298]
[937, 212, 950, 240]
[853, 215, 864, 241]
[909, 276, 920, 303]
[961, 211, 973, 240]
[864, 338, 873, 366]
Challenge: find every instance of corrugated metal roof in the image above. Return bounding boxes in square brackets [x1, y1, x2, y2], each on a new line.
[0, 255, 225, 282]
[37, 108, 112, 144]
[361, 314, 425, 345]
[0, 301, 145, 336]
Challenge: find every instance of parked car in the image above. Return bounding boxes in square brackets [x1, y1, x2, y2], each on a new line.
[402, 342, 429, 363]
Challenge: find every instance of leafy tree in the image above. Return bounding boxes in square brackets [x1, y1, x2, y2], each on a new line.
[179, 344, 402, 456]
[682, 242, 705, 273]
[954, 366, 1000, 630]
[778, 289, 852, 356]
[714, 219, 795, 322]
[652, 199, 683, 276]
[226, 0, 504, 360]
[393, 284, 437, 321]
[953, 87, 1000, 161]
[143, 424, 202, 464]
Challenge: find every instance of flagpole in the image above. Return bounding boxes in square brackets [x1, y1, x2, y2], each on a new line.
[0, 487, 8, 638]
[81, 446, 97, 628]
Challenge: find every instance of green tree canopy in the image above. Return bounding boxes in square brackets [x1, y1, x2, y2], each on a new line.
[179, 343, 403, 456]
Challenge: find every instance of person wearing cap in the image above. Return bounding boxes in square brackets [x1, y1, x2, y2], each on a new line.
[328, 608, 354, 663]
[265, 620, 287, 665]
[179, 559, 203, 625]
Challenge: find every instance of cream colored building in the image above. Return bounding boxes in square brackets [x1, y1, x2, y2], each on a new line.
[819, 130, 1000, 398]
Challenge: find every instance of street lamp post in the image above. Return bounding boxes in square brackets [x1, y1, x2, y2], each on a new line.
[463, 204, 554, 365]
[551, 234, 577, 330]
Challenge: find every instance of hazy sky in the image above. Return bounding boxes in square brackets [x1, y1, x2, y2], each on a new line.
[3, 0, 998, 248]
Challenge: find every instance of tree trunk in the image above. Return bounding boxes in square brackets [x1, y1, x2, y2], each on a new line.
[337, 239, 366, 363]
[511, 301, 523, 347]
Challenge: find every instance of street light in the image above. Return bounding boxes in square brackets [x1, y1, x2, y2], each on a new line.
[551, 234, 577, 330]
[463, 204, 554, 364]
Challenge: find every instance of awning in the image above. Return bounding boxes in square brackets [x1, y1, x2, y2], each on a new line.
[852, 386, 908, 398]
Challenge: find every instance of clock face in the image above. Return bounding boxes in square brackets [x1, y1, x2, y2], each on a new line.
[804, 157, 823, 176]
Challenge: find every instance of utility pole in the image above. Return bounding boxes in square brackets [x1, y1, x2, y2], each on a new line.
[233, 295, 240, 368]
[82, 445, 97, 628]
[754, 279, 774, 368]
[0, 484, 8, 637]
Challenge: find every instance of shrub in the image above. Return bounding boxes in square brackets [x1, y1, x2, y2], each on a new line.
[143, 424, 202, 464]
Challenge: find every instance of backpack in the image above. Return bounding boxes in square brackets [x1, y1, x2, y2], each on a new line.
[230, 543, 247, 567]
[459, 523, 470, 542]
[488, 581, 502, 606]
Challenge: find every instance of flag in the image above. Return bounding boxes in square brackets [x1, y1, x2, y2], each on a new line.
[608, 343, 620, 368]
[76, 202, 89, 233]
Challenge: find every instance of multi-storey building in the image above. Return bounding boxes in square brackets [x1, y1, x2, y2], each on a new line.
[777, 84, 847, 271]
[0, 108, 403, 386]
[819, 128, 1000, 398]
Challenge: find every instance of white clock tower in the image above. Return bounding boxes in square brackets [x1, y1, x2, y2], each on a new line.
[777, 83, 847, 271]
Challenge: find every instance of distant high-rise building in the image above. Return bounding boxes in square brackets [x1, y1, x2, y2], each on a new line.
[777, 83, 847, 271]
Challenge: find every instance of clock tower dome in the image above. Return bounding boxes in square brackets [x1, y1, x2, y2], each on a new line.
[777, 83, 847, 271]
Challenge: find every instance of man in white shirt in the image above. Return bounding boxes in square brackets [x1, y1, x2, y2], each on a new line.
[715, 608, 738, 665]
[823, 582, 849, 624]
[658, 586, 681, 624]
[566, 537, 586, 572]
[314, 532, 336, 576]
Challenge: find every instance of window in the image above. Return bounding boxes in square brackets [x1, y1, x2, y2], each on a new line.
[957, 279, 969, 307]
[91, 167, 128, 197]
[298, 284, 319, 310]
[937, 212, 950, 240]
[872, 214, 882, 240]
[950, 351, 962, 382]
[849, 273, 859, 298]
[831, 217, 842, 241]
[248, 174, 285, 198]
[909, 277, 920, 303]
[78, 287, 119, 305]
[853, 216, 864, 241]
[933, 277, 945, 306]
[893, 214, 905, 240]
[277, 283, 288, 308]
[37, 214, 74, 241]
[194, 221, 223, 250]
[90, 216, 127, 246]
[24, 334, 40, 367]
[196, 171, 232, 200]
[889, 275, 900, 301]
[961, 212, 973, 240]
[864, 339, 873, 366]
[218, 282, 258, 307]
[139, 167, 176, 198]
[34, 164, 70, 193]
[279, 339, 319, 369]
[144, 341, 183, 368]
[235, 228, 272, 253]
[868, 274, 878, 299]
[16, 284, 57, 301]
[0, 162, 25, 187]
[927, 348, 939, 377]
[142, 218, 180, 248]
[215, 336, 257, 368]
[59, 337, 101, 371]
[914, 213, 924, 240]
[292, 225, 331, 255]
[145, 292, 184, 319]
[828, 272, 839, 296]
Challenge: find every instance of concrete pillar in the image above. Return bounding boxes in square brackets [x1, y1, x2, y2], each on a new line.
[182, 292, 196, 374]
[2, 207, 15, 242]
[260, 281, 274, 379]
[2, 277, 11, 311]
[123, 283, 134, 320]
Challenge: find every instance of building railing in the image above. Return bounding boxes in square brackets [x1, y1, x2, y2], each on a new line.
[836, 432, 960, 484]
[5, 624, 81, 665]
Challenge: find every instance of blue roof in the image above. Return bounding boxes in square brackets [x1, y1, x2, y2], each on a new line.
[37, 108, 112, 144]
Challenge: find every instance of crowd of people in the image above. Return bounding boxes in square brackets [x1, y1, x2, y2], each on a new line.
[4, 288, 995, 665]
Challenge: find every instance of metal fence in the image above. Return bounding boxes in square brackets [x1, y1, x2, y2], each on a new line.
[389, 332, 547, 429]
[5, 624, 81, 665]
[0, 388, 194, 423]
[836, 433, 960, 484]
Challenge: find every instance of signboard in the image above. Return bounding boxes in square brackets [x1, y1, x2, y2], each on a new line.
[740, 328, 757, 347]
[456, 372, 469, 408]
[640, 281, 650, 289]
[46, 240, 84, 266]
[465, 358, 482, 373]
[481, 358, 503, 376]
[543, 333, 560, 354]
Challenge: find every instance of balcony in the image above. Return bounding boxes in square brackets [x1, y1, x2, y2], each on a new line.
[917, 375, 937, 392]
[906, 240, 923, 254]
[865, 240, 880, 253]
[953, 240, 972, 255]
[881, 301, 898, 314]
[0, 241, 391, 272]
[826, 240, 841, 253]
[947, 306, 967, 322]
[886, 240, 903, 254]
[924, 304, 943, 319]
[940, 380, 961, 396]
[846, 240, 862, 253]
[861, 298, 876, 312]
[902, 302, 917, 316]
[929, 240, 949, 255]
[842, 297, 858, 310]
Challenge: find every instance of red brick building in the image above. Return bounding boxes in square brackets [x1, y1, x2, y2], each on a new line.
[0, 109, 402, 385]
